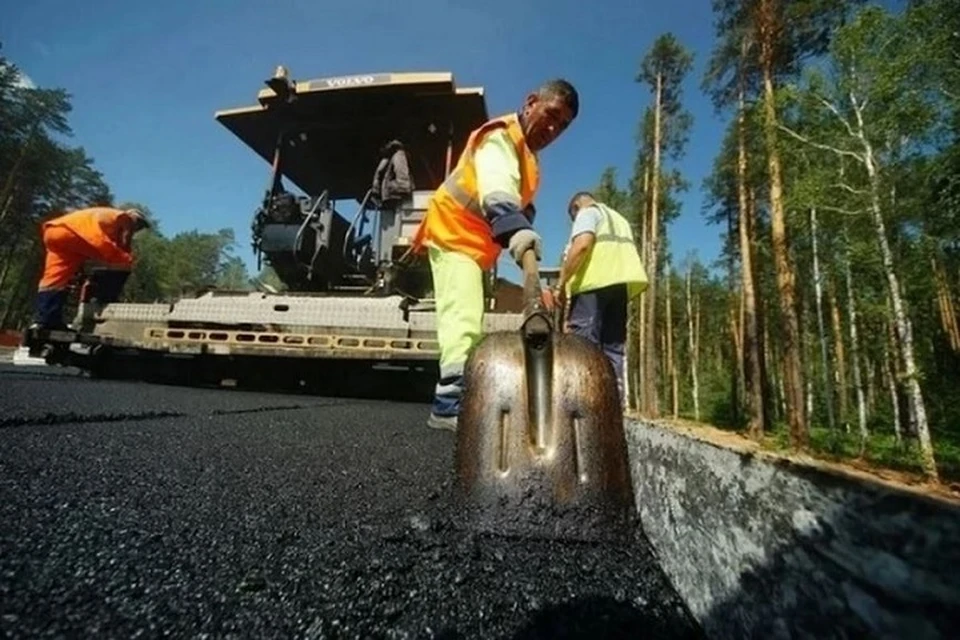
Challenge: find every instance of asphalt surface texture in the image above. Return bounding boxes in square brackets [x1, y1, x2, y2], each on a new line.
[0, 362, 704, 639]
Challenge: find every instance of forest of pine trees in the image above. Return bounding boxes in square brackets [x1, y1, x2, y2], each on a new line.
[595, 0, 959, 483]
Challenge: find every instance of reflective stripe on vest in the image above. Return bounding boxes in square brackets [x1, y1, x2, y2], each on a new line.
[412, 113, 540, 271]
[567, 202, 648, 299]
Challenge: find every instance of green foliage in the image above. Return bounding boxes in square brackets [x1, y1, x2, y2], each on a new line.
[122, 227, 250, 303]
[0, 45, 250, 328]
[688, 1, 960, 480]
[593, 167, 630, 213]
[764, 425, 960, 482]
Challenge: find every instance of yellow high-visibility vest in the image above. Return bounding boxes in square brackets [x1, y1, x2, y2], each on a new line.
[567, 202, 648, 299]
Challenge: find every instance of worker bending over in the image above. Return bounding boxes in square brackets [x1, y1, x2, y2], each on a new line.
[33, 206, 149, 330]
[412, 79, 580, 431]
[553, 192, 647, 400]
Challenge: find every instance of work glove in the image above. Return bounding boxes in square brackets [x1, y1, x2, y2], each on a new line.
[508, 228, 542, 265]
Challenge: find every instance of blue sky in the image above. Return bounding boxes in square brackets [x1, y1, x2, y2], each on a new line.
[4, 0, 735, 283]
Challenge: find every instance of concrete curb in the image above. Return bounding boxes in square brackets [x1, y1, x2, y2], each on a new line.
[624, 418, 960, 640]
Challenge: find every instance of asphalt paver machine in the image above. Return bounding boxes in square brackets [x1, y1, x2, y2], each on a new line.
[25, 68, 529, 393]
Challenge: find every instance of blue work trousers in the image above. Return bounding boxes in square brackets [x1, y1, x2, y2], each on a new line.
[566, 283, 627, 400]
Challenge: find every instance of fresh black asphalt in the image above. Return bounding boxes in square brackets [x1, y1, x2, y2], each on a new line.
[0, 363, 703, 639]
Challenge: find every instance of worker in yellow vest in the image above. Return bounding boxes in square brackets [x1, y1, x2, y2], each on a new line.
[552, 191, 647, 400]
[411, 79, 580, 431]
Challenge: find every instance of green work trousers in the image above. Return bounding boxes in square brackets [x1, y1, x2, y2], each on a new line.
[428, 244, 485, 416]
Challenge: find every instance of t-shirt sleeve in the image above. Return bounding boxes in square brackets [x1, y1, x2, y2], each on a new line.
[570, 205, 602, 239]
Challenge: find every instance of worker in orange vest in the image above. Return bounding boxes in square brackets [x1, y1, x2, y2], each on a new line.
[411, 79, 579, 431]
[32, 206, 150, 330]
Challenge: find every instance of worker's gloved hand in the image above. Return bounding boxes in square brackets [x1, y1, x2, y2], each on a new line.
[552, 285, 566, 310]
[508, 228, 542, 265]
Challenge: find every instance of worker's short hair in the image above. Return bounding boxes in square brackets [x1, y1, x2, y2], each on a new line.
[567, 191, 595, 217]
[538, 79, 579, 119]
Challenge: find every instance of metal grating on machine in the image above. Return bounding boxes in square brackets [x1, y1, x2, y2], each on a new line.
[166, 293, 410, 328]
[99, 303, 172, 322]
[97, 293, 526, 334]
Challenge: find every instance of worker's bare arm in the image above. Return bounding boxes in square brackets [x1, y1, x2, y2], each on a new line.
[558, 231, 595, 291]
[557, 203, 602, 290]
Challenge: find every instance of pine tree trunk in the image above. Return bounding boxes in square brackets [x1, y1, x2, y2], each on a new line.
[829, 278, 849, 431]
[644, 73, 664, 418]
[626, 312, 633, 410]
[882, 335, 903, 444]
[728, 200, 744, 425]
[666, 264, 678, 418]
[778, 364, 787, 423]
[660, 328, 667, 410]
[731, 297, 745, 423]
[750, 189, 774, 432]
[810, 208, 836, 430]
[687, 266, 701, 421]
[759, 0, 807, 448]
[799, 287, 814, 424]
[843, 246, 869, 452]
[736, 67, 766, 438]
[933, 256, 960, 352]
[764, 320, 782, 422]
[695, 293, 702, 421]
[739, 287, 746, 396]
[639, 166, 650, 410]
[805, 326, 814, 424]
[854, 108, 937, 479]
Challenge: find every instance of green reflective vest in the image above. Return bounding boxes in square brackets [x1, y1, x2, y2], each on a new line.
[566, 202, 648, 299]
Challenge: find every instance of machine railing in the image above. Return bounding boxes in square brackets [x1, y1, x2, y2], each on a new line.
[342, 188, 376, 278]
[293, 189, 329, 280]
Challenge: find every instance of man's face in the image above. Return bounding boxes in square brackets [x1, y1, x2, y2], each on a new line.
[521, 93, 575, 152]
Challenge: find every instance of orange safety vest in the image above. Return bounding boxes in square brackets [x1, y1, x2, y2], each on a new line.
[43, 207, 134, 266]
[412, 113, 540, 271]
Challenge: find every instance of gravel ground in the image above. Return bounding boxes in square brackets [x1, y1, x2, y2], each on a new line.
[0, 363, 703, 639]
